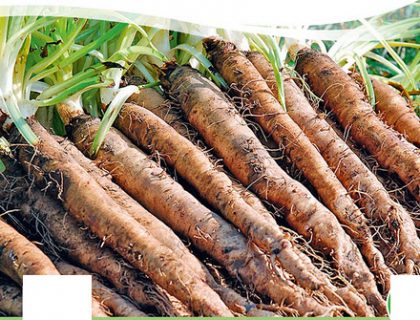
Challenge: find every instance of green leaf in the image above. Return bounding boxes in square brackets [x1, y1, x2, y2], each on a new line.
[172, 44, 228, 89]
[30, 23, 127, 84]
[0, 91, 38, 145]
[0, 159, 5, 173]
[360, 18, 417, 90]
[354, 53, 376, 107]
[37, 64, 106, 100]
[90, 85, 139, 156]
[245, 34, 287, 111]
[36, 76, 103, 107]
[25, 18, 87, 85]
[364, 52, 403, 75]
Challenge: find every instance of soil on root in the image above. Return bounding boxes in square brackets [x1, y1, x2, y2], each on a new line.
[0, 158, 188, 316]
[296, 83, 420, 274]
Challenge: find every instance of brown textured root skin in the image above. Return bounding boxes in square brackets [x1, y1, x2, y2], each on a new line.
[251, 53, 419, 278]
[371, 78, 420, 147]
[59, 138, 268, 317]
[0, 165, 177, 318]
[204, 38, 374, 276]
[60, 138, 205, 274]
[14, 120, 232, 317]
[126, 90, 372, 315]
[127, 92, 329, 316]
[162, 64, 385, 315]
[129, 88, 266, 213]
[26, 197, 189, 317]
[115, 102, 292, 254]
[0, 282, 22, 316]
[0, 219, 60, 284]
[129, 89, 279, 225]
[115, 102, 371, 315]
[127, 89, 190, 137]
[204, 40, 386, 305]
[56, 262, 147, 317]
[6, 174, 188, 316]
[246, 51, 397, 285]
[295, 48, 420, 203]
[68, 116, 333, 317]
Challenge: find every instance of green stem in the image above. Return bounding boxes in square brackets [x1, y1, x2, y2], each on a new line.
[0, 91, 38, 145]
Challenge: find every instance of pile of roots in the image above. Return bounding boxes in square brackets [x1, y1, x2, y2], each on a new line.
[0, 38, 419, 317]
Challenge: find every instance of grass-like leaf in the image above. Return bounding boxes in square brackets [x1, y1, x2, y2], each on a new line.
[0, 159, 5, 173]
[246, 34, 287, 111]
[354, 53, 376, 107]
[0, 89, 39, 145]
[172, 44, 228, 89]
[360, 18, 417, 90]
[90, 85, 139, 156]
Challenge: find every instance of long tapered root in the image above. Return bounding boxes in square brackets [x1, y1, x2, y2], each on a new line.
[0, 219, 60, 284]
[12, 120, 233, 316]
[294, 47, 420, 276]
[246, 50, 394, 290]
[162, 58, 386, 315]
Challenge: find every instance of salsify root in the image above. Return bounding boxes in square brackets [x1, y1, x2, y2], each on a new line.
[294, 48, 420, 275]
[68, 115, 336, 316]
[204, 38, 377, 287]
[128, 89, 275, 222]
[59, 138, 274, 317]
[371, 78, 420, 147]
[161, 63, 385, 315]
[2, 169, 189, 316]
[0, 219, 60, 284]
[246, 51, 398, 286]
[13, 119, 233, 317]
[294, 47, 420, 204]
[0, 280, 22, 316]
[115, 101, 371, 315]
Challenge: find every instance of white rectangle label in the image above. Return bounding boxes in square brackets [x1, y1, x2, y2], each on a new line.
[390, 275, 420, 319]
[23, 275, 91, 320]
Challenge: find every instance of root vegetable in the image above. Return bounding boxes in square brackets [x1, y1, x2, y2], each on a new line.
[162, 63, 385, 315]
[68, 115, 335, 316]
[10, 177, 188, 316]
[246, 51, 405, 283]
[0, 219, 59, 284]
[128, 89, 192, 138]
[115, 101, 369, 315]
[127, 88, 373, 315]
[14, 120, 233, 317]
[295, 47, 420, 203]
[371, 78, 420, 147]
[129, 89, 274, 221]
[60, 138, 272, 317]
[204, 40, 372, 272]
